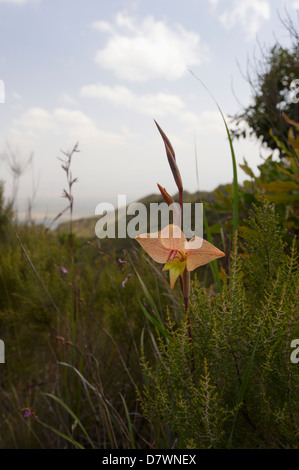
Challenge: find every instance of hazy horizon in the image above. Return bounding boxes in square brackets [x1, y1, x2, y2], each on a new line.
[0, 0, 296, 227]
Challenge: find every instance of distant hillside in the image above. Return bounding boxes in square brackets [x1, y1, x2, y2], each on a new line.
[55, 186, 232, 255]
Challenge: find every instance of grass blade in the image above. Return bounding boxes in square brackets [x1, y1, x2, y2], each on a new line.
[194, 128, 222, 292]
[37, 419, 85, 449]
[138, 298, 170, 341]
[203, 210, 222, 293]
[190, 71, 239, 234]
[134, 268, 163, 323]
[120, 394, 136, 449]
[43, 393, 95, 449]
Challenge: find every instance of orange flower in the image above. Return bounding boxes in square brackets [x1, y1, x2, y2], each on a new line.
[136, 224, 225, 288]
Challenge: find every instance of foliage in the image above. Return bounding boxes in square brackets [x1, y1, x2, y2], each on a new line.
[210, 116, 299, 244]
[0, 198, 181, 448]
[231, 36, 299, 159]
[1, 104, 299, 449]
[241, 116, 299, 236]
[139, 199, 299, 448]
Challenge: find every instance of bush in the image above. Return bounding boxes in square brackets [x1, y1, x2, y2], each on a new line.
[140, 200, 299, 448]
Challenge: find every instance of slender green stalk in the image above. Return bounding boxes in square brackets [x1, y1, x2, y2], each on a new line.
[155, 121, 194, 368]
[203, 209, 222, 293]
[43, 393, 95, 448]
[189, 71, 239, 234]
[120, 394, 136, 449]
[193, 129, 222, 292]
[37, 419, 85, 449]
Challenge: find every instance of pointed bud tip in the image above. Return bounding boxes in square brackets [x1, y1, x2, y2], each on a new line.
[157, 183, 174, 206]
[154, 120, 176, 162]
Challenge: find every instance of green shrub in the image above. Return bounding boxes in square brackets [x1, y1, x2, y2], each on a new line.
[140, 199, 299, 448]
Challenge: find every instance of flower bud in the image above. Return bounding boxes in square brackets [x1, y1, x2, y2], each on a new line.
[154, 120, 183, 193]
[157, 183, 174, 206]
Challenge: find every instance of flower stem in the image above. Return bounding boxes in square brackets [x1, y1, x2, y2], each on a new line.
[179, 188, 183, 230]
[181, 269, 194, 372]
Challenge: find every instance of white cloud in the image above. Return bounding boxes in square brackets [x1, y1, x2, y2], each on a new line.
[215, 0, 270, 40]
[8, 107, 130, 149]
[80, 82, 187, 117]
[195, 110, 227, 134]
[92, 12, 206, 81]
[13, 107, 53, 132]
[59, 93, 78, 106]
[1, 104, 268, 223]
[81, 81, 205, 125]
[2, 106, 138, 217]
[208, 0, 220, 10]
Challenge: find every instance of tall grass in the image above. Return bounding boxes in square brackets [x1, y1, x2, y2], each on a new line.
[189, 71, 239, 234]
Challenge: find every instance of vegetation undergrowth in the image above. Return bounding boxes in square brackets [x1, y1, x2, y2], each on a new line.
[139, 199, 299, 448]
[0, 102, 298, 450]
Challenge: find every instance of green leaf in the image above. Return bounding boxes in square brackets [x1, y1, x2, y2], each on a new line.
[264, 193, 299, 203]
[37, 419, 85, 449]
[269, 128, 292, 157]
[43, 393, 95, 449]
[131, 261, 163, 325]
[262, 180, 299, 193]
[239, 158, 255, 179]
[137, 297, 171, 341]
[120, 394, 136, 449]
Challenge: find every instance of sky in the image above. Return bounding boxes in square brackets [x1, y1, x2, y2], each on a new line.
[0, 0, 298, 224]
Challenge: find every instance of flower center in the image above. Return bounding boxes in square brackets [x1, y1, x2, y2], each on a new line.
[167, 249, 185, 264]
[162, 250, 187, 288]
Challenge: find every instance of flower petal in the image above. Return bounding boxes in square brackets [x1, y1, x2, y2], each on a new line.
[135, 231, 171, 263]
[162, 258, 186, 288]
[185, 237, 225, 271]
[122, 273, 132, 288]
[135, 224, 186, 264]
[159, 224, 186, 253]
